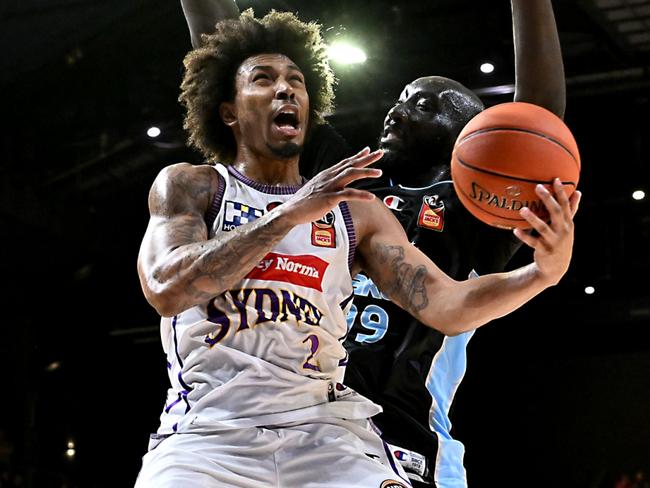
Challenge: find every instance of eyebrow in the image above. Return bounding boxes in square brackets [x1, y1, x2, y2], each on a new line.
[251, 64, 303, 73]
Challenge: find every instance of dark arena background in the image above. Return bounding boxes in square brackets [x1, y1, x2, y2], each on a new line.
[1, 1, 649, 487]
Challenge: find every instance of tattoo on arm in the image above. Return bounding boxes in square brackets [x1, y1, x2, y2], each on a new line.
[150, 207, 291, 313]
[374, 243, 429, 314]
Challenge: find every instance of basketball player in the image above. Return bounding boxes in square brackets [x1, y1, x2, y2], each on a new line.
[178, 1, 567, 486]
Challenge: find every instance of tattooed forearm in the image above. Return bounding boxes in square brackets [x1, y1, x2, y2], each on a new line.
[140, 163, 294, 316]
[150, 210, 292, 314]
[373, 243, 429, 314]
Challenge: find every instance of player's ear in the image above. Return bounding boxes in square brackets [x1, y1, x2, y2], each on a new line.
[219, 102, 237, 127]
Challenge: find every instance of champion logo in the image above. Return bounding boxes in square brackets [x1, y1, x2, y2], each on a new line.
[393, 450, 407, 461]
[383, 195, 406, 211]
[246, 252, 329, 291]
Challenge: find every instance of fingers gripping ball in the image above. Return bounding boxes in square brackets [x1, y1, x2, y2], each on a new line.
[451, 102, 580, 229]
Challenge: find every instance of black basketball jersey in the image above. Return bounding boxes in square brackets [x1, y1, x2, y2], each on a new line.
[343, 178, 522, 472]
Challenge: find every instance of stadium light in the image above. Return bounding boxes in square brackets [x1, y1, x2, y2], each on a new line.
[328, 41, 367, 65]
[480, 62, 495, 74]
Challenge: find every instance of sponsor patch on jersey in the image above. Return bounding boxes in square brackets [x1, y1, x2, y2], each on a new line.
[223, 201, 264, 231]
[380, 481, 410, 488]
[417, 194, 445, 231]
[383, 195, 406, 211]
[246, 252, 329, 291]
[311, 210, 336, 248]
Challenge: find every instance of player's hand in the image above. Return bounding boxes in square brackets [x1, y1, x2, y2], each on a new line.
[513, 178, 582, 286]
[278, 147, 383, 226]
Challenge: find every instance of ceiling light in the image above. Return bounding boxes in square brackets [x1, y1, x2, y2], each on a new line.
[584, 286, 595, 295]
[632, 190, 645, 200]
[480, 62, 495, 74]
[147, 127, 161, 138]
[328, 42, 367, 65]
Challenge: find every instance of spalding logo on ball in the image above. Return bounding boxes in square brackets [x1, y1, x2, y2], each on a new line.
[451, 101, 580, 230]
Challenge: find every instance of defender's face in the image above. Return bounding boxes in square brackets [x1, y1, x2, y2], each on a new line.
[225, 54, 309, 159]
[379, 77, 471, 168]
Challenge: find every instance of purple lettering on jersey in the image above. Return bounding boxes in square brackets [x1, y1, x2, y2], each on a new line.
[230, 289, 254, 331]
[295, 295, 323, 326]
[254, 289, 280, 324]
[206, 289, 325, 345]
[205, 299, 231, 347]
[302, 334, 321, 371]
[279, 290, 303, 322]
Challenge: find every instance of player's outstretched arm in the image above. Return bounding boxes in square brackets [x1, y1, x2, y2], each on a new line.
[181, 0, 239, 48]
[511, 0, 566, 117]
[137, 149, 383, 317]
[352, 179, 581, 336]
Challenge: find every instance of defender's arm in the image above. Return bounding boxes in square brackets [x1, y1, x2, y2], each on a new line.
[511, 0, 566, 117]
[181, 0, 239, 48]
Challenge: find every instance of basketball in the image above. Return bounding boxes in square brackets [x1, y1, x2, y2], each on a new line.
[451, 101, 580, 230]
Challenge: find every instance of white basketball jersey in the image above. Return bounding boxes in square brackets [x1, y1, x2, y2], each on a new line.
[155, 164, 381, 436]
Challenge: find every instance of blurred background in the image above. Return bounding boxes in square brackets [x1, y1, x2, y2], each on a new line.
[1, 0, 649, 486]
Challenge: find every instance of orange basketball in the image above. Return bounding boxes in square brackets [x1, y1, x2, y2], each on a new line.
[451, 101, 580, 229]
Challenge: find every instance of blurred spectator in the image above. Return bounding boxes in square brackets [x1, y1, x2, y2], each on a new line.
[616, 474, 634, 488]
[634, 470, 649, 488]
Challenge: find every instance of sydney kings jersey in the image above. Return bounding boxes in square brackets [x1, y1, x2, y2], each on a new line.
[155, 164, 381, 436]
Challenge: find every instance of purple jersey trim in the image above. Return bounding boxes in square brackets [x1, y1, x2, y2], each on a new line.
[205, 170, 226, 229]
[382, 440, 413, 485]
[227, 165, 305, 195]
[171, 316, 193, 415]
[171, 316, 184, 368]
[339, 292, 354, 311]
[338, 201, 356, 271]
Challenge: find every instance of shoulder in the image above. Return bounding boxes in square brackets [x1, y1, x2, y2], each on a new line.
[346, 197, 406, 245]
[148, 162, 221, 218]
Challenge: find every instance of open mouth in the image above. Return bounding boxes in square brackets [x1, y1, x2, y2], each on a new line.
[274, 111, 299, 129]
[381, 125, 402, 143]
[272, 109, 301, 138]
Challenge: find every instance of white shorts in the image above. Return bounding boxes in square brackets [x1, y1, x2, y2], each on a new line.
[134, 418, 412, 488]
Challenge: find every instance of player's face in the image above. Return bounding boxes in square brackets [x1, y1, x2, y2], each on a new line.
[224, 54, 309, 160]
[379, 77, 478, 178]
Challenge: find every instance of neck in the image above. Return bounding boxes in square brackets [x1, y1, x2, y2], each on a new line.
[388, 163, 450, 188]
[232, 145, 302, 186]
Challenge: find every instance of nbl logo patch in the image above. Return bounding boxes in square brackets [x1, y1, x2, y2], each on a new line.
[417, 194, 445, 232]
[311, 210, 336, 248]
[223, 201, 264, 231]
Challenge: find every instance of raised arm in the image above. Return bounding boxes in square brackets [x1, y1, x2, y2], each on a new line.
[137, 149, 383, 317]
[353, 179, 581, 336]
[181, 0, 239, 48]
[511, 0, 566, 117]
